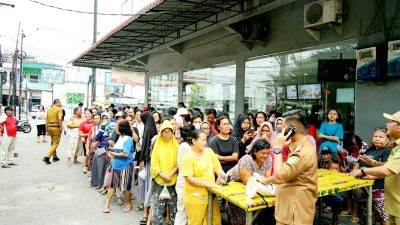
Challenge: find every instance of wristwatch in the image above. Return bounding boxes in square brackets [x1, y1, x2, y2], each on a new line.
[273, 147, 282, 154]
[360, 167, 367, 177]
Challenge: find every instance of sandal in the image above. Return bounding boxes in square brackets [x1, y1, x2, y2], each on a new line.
[136, 204, 144, 211]
[351, 217, 360, 223]
[140, 216, 148, 222]
[340, 209, 352, 216]
[123, 206, 132, 213]
[102, 207, 111, 213]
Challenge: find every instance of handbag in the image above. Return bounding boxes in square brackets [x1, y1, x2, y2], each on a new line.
[95, 147, 107, 157]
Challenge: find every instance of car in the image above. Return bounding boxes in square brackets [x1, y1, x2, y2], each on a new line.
[31, 104, 40, 112]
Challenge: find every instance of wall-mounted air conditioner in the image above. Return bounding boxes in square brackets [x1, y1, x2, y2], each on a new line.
[304, 0, 341, 28]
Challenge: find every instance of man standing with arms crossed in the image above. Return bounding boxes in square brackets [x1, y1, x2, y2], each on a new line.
[265, 110, 318, 225]
[351, 111, 400, 225]
[43, 99, 63, 164]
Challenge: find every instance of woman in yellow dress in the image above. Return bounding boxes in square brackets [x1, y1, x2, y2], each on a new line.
[181, 129, 226, 225]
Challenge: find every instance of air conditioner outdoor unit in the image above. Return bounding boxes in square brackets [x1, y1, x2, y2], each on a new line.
[304, 0, 342, 29]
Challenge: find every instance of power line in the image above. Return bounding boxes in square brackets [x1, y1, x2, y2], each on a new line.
[28, 0, 166, 16]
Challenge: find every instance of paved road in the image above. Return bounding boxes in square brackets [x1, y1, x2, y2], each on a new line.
[0, 129, 142, 225]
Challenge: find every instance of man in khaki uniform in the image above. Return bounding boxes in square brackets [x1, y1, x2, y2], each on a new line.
[43, 99, 63, 164]
[266, 110, 318, 225]
[352, 111, 400, 225]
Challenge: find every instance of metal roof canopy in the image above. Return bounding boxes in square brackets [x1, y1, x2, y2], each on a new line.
[71, 0, 291, 70]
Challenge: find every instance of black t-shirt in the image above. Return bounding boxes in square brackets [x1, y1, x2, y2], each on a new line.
[209, 135, 239, 172]
[358, 146, 391, 189]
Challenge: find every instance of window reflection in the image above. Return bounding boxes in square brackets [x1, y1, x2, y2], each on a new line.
[183, 63, 236, 120]
[245, 40, 356, 131]
[148, 73, 178, 112]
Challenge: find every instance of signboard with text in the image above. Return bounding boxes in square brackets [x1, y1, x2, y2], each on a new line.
[40, 68, 65, 84]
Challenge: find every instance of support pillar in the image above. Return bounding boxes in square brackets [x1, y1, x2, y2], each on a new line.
[178, 70, 183, 103]
[144, 73, 149, 106]
[235, 58, 245, 117]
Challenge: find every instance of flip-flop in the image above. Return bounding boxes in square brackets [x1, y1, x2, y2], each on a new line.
[351, 217, 360, 223]
[102, 207, 111, 213]
[140, 217, 148, 222]
[123, 206, 132, 213]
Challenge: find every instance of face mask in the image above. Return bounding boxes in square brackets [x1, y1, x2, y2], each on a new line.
[194, 124, 201, 130]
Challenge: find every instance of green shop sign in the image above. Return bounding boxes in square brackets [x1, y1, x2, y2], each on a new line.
[66, 93, 84, 104]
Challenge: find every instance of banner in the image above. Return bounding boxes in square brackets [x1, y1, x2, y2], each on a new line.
[104, 72, 124, 87]
[66, 93, 84, 104]
[111, 67, 145, 86]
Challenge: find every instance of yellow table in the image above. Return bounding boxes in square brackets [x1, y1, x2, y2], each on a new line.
[208, 169, 374, 225]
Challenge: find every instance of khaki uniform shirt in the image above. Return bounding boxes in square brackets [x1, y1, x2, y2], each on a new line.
[275, 137, 318, 225]
[384, 138, 400, 217]
[47, 106, 62, 127]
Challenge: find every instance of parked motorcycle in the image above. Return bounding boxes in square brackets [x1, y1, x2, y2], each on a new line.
[17, 120, 32, 133]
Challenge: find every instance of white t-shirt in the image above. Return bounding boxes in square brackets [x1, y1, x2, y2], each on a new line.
[36, 111, 46, 125]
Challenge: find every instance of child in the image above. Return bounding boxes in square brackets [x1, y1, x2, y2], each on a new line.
[318, 146, 333, 169]
[318, 109, 344, 154]
[326, 159, 344, 225]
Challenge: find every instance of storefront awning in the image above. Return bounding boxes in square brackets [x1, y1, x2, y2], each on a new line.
[70, 0, 271, 70]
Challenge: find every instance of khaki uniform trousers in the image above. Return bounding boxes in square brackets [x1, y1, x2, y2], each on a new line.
[389, 215, 400, 225]
[46, 127, 61, 158]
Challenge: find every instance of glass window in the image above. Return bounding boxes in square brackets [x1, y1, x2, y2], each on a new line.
[245, 40, 356, 131]
[183, 63, 236, 120]
[148, 73, 178, 112]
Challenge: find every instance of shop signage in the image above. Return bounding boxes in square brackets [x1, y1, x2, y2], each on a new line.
[66, 93, 84, 104]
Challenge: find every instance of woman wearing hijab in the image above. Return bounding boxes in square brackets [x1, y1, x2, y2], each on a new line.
[247, 121, 277, 174]
[200, 122, 214, 146]
[150, 120, 179, 224]
[274, 117, 284, 136]
[138, 111, 158, 223]
[231, 114, 254, 159]
[91, 112, 114, 188]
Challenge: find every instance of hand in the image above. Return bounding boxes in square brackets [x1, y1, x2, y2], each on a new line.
[359, 155, 375, 167]
[257, 176, 269, 184]
[275, 130, 292, 148]
[102, 120, 108, 126]
[349, 169, 362, 177]
[160, 173, 172, 183]
[242, 131, 253, 142]
[139, 161, 145, 169]
[207, 183, 222, 188]
[46, 131, 49, 136]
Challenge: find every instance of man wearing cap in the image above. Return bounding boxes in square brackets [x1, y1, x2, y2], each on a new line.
[0, 106, 18, 168]
[351, 111, 400, 225]
[43, 99, 63, 164]
[318, 146, 334, 169]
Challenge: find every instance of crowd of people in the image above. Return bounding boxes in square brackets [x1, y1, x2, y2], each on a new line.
[1, 101, 399, 225]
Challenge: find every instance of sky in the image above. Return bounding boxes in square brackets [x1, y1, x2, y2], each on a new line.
[0, 0, 125, 65]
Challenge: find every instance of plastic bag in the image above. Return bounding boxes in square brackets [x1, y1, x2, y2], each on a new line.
[159, 185, 171, 200]
[138, 168, 146, 181]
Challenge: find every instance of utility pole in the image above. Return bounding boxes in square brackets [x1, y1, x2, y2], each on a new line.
[91, 0, 98, 104]
[10, 22, 21, 112]
[18, 31, 25, 120]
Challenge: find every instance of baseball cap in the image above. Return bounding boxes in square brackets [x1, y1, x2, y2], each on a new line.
[143, 106, 150, 112]
[320, 147, 332, 155]
[383, 111, 400, 123]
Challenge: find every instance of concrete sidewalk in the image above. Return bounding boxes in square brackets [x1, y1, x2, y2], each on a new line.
[0, 129, 142, 225]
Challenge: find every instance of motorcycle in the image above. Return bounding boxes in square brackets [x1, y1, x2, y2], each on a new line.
[17, 120, 32, 133]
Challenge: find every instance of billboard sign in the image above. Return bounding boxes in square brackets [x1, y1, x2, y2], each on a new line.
[40, 68, 65, 84]
[66, 93, 84, 104]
